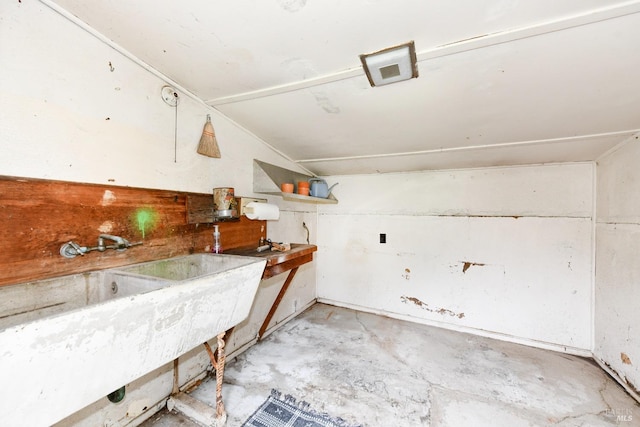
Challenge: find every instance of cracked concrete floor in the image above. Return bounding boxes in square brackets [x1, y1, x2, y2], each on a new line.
[143, 303, 639, 426]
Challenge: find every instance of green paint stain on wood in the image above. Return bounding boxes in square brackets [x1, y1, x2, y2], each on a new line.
[134, 208, 158, 239]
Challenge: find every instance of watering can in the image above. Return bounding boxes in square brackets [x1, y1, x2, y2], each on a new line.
[309, 178, 338, 198]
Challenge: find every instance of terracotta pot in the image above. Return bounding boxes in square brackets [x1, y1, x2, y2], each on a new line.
[281, 183, 294, 193]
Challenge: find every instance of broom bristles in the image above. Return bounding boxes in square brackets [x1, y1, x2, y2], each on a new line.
[197, 116, 221, 158]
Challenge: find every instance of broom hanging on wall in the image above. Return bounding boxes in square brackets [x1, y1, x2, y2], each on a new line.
[197, 114, 221, 158]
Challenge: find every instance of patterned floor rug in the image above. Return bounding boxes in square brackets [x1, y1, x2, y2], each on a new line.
[242, 390, 362, 427]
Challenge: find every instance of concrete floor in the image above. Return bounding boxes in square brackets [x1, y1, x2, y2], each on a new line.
[143, 303, 639, 427]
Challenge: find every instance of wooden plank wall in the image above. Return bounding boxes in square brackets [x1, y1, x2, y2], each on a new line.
[0, 176, 266, 287]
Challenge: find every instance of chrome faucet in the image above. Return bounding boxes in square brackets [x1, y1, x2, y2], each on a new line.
[60, 234, 142, 258]
[97, 234, 134, 251]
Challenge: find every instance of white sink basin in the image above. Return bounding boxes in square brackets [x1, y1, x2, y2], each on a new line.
[0, 254, 262, 329]
[0, 253, 266, 427]
[111, 253, 252, 281]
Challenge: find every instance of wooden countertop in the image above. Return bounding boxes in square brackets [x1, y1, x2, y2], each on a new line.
[226, 243, 317, 279]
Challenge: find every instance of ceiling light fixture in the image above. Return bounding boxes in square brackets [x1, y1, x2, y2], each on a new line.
[359, 41, 418, 87]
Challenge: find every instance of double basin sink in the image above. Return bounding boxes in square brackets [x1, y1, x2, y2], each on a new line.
[0, 253, 266, 427]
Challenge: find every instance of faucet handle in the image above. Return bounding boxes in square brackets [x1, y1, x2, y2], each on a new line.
[116, 239, 143, 251]
[60, 241, 87, 258]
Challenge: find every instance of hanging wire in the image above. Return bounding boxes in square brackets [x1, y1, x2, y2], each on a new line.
[173, 91, 178, 163]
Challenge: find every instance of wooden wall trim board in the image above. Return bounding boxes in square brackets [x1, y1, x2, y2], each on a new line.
[0, 176, 266, 287]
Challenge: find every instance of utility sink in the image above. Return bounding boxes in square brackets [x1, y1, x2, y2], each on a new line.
[111, 253, 252, 281]
[0, 253, 266, 427]
[101, 253, 259, 300]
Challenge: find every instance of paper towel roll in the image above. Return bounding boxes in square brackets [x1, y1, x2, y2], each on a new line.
[245, 202, 280, 220]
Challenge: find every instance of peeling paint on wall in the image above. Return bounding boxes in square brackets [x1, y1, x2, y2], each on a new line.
[621, 352, 632, 365]
[601, 358, 639, 395]
[98, 220, 114, 233]
[402, 268, 411, 280]
[126, 398, 152, 418]
[101, 190, 117, 206]
[277, 0, 307, 12]
[624, 376, 639, 394]
[401, 295, 465, 319]
[462, 261, 485, 274]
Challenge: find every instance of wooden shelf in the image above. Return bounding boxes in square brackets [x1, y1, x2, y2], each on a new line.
[225, 244, 317, 339]
[281, 192, 337, 204]
[253, 159, 338, 204]
[226, 243, 317, 279]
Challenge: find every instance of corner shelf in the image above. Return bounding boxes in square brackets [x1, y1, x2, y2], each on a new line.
[253, 159, 338, 204]
[281, 191, 337, 204]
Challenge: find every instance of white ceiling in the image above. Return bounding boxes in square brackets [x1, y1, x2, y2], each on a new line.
[46, 0, 640, 175]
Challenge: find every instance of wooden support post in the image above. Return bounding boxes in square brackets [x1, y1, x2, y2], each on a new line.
[172, 358, 180, 395]
[258, 266, 299, 340]
[203, 341, 217, 370]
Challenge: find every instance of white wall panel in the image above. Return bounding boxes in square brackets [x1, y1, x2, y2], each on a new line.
[322, 163, 593, 217]
[0, 1, 306, 194]
[318, 164, 594, 351]
[595, 138, 640, 398]
[317, 215, 592, 350]
[597, 137, 640, 223]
